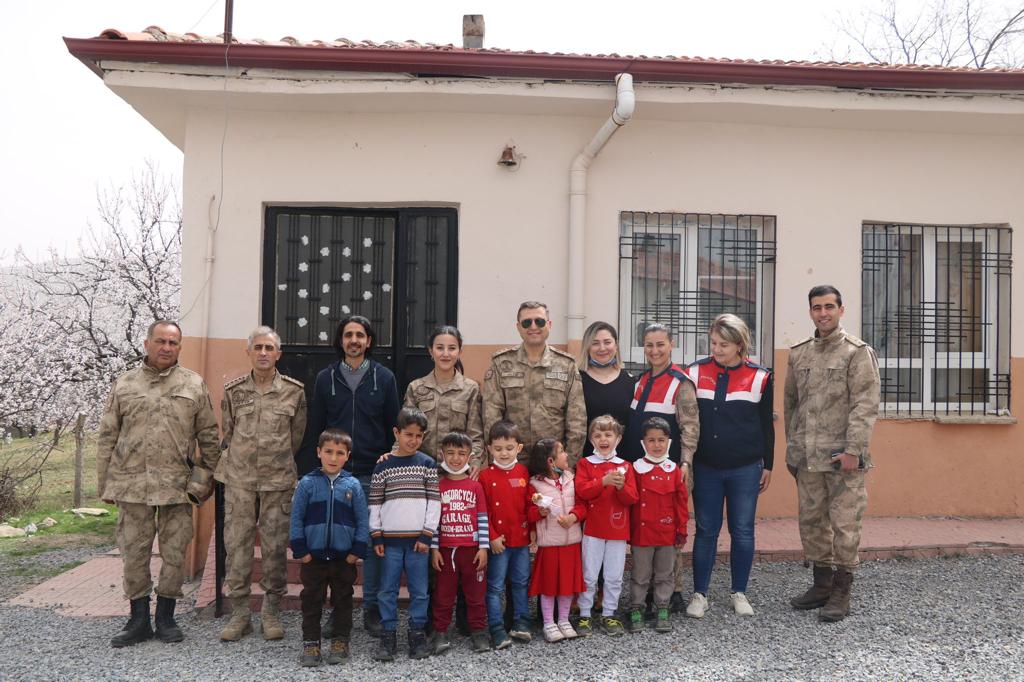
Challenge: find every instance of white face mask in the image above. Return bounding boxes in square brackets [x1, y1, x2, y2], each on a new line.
[590, 442, 618, 461]
[641, 439, 672, 464]
[440, 460, 470, 475]
[493, 458, 517, 471]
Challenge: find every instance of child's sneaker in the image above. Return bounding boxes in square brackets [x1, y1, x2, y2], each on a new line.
[431, 630, 451, 655]
[470, 630, 491, 653]
[574, 616, 593, 637]
[325, 638, 349, 665]
[509, 619, 532, 643]
[490, 625, 512, 650]
[627, 609, 644, 634]
[542, 623, 564, 643]
[686, 593, 709, 619]
[407, 628, 431, 659]
[300, 641, 322, 667]
[557, 621, 578, 639]
[655, 608, 672, 633]
[601, 616, 625, 637]
[374, 631, 397, 662]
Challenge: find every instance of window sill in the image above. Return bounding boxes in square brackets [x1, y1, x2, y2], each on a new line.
[881, 413, 1017, 425]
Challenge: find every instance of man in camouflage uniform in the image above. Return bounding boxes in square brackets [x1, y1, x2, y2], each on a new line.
[483, 301, 587, 464]
[98, 320, 220, 647]
[187, 326, 307, 642]
[784, 285, 880, 622]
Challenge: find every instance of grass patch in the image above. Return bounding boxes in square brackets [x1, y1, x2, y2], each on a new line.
[0, 504, 117, 558]
[1, 431, 104, 518]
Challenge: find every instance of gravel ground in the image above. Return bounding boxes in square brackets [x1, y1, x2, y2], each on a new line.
[1, 554, 1022, 681]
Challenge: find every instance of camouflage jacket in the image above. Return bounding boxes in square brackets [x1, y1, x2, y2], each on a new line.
[784, 327, 881, 472]
[97, 362, 220, 505]
[215, 371, 307, 491]
[394, 371, 484, 465]
[482, 344, 587, 463]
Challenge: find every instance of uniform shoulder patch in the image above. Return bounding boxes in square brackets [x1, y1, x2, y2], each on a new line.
[790, 337, 813, 349]
[281, 374, 305, 389]
[224, 375, 248, 390]
[491, 346, 518, 358]
[843, 334, 868, 348]
[548, 346, 575, 361]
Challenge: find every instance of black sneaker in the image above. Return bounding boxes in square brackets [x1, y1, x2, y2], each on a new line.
[508, 619, 532, 642]
[490, 625, 512, 650]
[574, 616, 593, 637]
[363, 607, 382, 637]
[408, 628, 431, 659]
[669, 591, 686, 614]
[374, 631, 397, 662]
[470, 630, 491, 653]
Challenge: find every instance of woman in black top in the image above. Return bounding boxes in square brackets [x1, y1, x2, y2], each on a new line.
[576, 321, 634, 460]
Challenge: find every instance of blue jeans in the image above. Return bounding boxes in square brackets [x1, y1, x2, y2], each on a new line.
[486, 545, 530, 628]
[691, 460, 762, 594]
[377, 541, 430, 631]
[357, 475, 380, 612]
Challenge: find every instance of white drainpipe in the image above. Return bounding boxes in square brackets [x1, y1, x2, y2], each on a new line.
[567, 73, 635, 344]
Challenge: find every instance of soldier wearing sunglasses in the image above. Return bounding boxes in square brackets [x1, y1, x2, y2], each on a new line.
[483, 301, 587, 465]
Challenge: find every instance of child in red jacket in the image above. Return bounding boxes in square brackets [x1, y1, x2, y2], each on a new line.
[628, 416, 689, 634]
[477, 421, 533, 649]
[574, 415, 638, 637]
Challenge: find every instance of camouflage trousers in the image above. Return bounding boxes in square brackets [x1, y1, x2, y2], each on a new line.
[224, 486, 292, 610]
[796, 470, 867, 571]
[117, 502, 193, 600]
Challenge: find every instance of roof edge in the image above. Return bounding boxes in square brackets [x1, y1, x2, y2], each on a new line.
[63, 37, 1024, 91]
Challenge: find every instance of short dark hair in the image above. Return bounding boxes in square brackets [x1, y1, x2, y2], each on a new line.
[517, 301, 549, 319]
[487, 420, 522, 444]
[318, 428, 353, 451]
[641, 417, 672, 440]
[148, 319, 182, 339]
[396, 407, 428, 432]
[808, 285, 843, 307]
[440, 431, 473, 452]
[527, 438, 559, 478]
[643, 322, 673, 340]
[333, 315, 375, 358]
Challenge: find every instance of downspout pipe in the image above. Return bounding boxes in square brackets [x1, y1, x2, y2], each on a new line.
[567, 73, 635, 346]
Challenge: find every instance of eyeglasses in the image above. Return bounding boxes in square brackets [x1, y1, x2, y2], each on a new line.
[520, 318, 548, 329]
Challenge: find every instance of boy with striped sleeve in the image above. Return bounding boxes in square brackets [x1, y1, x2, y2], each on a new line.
[370, 407, 441, 661]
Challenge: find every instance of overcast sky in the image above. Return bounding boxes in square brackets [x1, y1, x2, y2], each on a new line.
[3, 0, 898, 263]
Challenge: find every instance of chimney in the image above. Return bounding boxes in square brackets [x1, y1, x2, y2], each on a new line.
[463, 14, 484, 49]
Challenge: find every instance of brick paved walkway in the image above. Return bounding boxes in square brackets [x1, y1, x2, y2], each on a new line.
[7, 516, 1023, 618]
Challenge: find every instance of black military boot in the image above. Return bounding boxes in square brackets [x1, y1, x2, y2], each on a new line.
[111, 596, 153, 648]
[363, 606, 382, 637]
[819, 569, 854, 622]
[154, 596, 184, 643]
[790, 565, 835, 610]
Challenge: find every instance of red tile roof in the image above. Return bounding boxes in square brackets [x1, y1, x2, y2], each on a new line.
[65, 26, 1024, 90]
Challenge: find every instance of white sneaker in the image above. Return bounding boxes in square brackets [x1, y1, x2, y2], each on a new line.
[557, 621, 578, 639]
[731, 592, 755, 616]
[542, 623, 565, 643]
[685, 593, 708, 619]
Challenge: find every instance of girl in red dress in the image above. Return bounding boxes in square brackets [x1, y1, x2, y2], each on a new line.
[527, 439, 587, 643]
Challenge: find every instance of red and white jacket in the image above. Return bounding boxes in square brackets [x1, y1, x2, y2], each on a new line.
[630, 458, 689, 547]
[478, 462, 532, 547]
[574, 454, 638, 541]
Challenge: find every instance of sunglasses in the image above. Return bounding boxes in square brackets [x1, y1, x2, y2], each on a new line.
[520, 318, 548, 329]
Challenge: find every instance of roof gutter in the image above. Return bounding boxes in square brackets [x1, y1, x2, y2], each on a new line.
[63, 37, 1024, 91]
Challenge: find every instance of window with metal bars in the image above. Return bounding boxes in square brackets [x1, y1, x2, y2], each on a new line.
[861, 222, 1012, 416]
[618, 212, 776, 371]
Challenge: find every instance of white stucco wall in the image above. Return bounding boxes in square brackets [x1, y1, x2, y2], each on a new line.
[135, 75, 1022, 353]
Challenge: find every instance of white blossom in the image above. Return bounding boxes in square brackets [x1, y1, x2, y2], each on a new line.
[298, 289, 308, 299]
[320, 247, 330, 256]
[322, 283, 330, 293]
[297, 317, 308, 328]
[341, 305, 351, 314]
[363, 263, 372, 274]
[298, 262, 309, 272]
[362, 291, 373, 300]
[319, 306, 329, 315]
[318, 331, 328, 341]
[363, 237, 373, 247]
[341, 273, 351, 282]
[278, 283, 287, 291]
[301, 235, 309, 246]
[381, 283, 392, 293]
[342, 246, 351, 257]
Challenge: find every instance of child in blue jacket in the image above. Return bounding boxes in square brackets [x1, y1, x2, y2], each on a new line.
[290, 428, 369, 667]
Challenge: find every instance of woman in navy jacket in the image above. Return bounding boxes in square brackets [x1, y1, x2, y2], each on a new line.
[683, 314, 774, 619]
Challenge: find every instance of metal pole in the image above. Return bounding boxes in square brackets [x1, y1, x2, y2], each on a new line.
[214, 481, 226, 617]
[223, 0, 234, 44]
